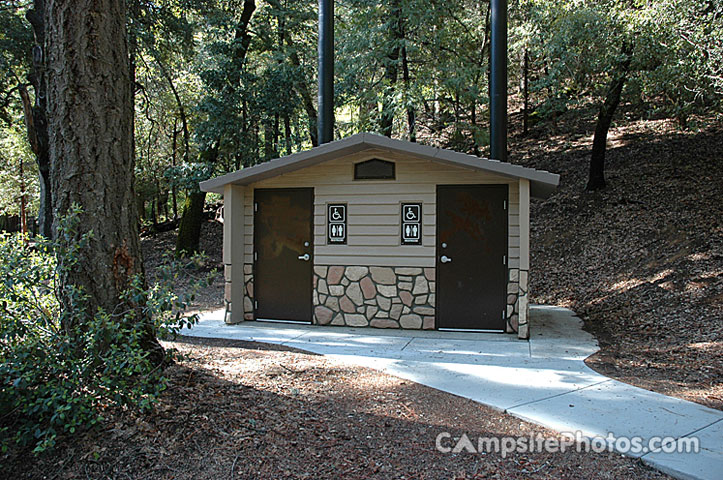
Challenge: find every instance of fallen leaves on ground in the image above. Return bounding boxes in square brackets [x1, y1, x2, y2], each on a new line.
[2, 337, 670, 479]
[508, 107, 722, 410]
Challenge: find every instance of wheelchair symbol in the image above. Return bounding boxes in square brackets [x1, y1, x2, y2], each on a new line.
[403, 204, 420, 221]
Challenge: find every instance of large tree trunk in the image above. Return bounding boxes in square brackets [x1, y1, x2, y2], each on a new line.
[176, 140, 217, 256]
[176, 191, 206, 255]
[587, 42, 633, 191]
[45, 0, 162, 360]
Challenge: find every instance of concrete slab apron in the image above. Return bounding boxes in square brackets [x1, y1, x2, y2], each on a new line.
[188, 306, 723, 480]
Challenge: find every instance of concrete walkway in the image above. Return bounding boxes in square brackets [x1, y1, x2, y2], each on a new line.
[184, 305, 722, 480]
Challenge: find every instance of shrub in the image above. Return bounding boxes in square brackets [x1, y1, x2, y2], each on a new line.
[0, 207, 210, 453]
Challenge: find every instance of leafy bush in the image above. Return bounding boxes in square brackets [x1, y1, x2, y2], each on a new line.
[0, 208, 210, 453]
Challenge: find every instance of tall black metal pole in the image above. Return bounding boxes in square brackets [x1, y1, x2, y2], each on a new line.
[318, 0, 334, 144]
[490, 0, 507, 161]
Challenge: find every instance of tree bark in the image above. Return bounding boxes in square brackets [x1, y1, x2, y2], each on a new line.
[587, 42, 633, 191]
[157, 58, 190, 162]
[228, 0, 256, 90]
[264, 120, 274, 160]
[523, 48, 529, 135]
[379, 0, 402, 138]
[19, 148, 28, 237]
[170, 122, 179, 220]
[45, 0, 162, 360]
[176, 191, 206, 255]
[25, 1, 52, 238]
[176, 139, 217, 255]
[175, 0, 255, 255]
[284, 114, 292, 155]
[401, 43, 415, 142]
[285, 37, 318, 147]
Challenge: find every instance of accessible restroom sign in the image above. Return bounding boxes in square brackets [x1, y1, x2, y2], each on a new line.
[401, 203, 421, 245]
[327, 204, 347, 244]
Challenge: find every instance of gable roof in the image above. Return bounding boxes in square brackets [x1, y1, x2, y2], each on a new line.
[200, 132, 560, 198]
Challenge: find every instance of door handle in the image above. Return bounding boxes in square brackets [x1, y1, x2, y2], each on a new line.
[298, 253, 310, 261]
[440, 255, 452, 263]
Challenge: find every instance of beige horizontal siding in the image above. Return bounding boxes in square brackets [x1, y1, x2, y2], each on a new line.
[242, 151, 520, 267]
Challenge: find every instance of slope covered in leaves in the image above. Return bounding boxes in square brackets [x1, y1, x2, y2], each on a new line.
[509, 108, 722, 409]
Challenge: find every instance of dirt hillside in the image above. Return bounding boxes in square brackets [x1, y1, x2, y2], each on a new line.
[508, 108, 722, 409]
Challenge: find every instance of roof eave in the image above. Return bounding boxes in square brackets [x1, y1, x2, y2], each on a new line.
[200, 134, 369, 193]
[200, 133, 560, 198]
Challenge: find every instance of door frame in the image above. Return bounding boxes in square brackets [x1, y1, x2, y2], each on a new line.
[252, 187, 314, 323]
[434, 184, 509, 332]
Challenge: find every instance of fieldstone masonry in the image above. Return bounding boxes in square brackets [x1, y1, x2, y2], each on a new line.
[242, 264, 254, 321]
[506, 267, 530, 339]
[222, 263, 255, 324]
[231, 263, 529, 338]
[223, 264, 233, 324]
[313, 266, 436, 329]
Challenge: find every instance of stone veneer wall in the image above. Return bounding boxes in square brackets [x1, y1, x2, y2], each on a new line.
[223, 263, 255, 323]
[223, 264, 233, 323]
[234, 263, 529, 337]
[506, 267, 530, 339]
[242, 264, 254, 321]
[313, 266, 436, 329]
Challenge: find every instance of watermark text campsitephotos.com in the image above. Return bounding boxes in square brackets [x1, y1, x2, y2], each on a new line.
[435, 431, 700, 458]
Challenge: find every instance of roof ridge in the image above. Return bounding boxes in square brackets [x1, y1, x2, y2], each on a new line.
[200, 132, 560, 198]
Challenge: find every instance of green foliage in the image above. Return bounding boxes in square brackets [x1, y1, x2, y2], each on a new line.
[0, 208, 210, 453]
[0, 124, 38, 217]
[0, 1, 33, 125]
[631, 0, 723, 125]
[337, 0, 491, 145]
[164, 161, 215, 193]
[513, 0, 722, 125]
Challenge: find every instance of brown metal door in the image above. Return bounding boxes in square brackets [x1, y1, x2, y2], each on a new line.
[436, 185, 508, 331]
[254, 188, 313, 322]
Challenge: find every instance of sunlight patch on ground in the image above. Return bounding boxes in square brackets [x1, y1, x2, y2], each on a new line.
[606, 269, 675, 294]
[687, 341, 722, 351]
[608, 278, 646, 292]
[688, 252, 712, 262]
